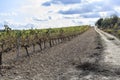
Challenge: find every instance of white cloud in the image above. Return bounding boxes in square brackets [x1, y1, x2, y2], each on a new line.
[35, 19, 79, 29]
[81, 0, 103, 3]
[0, 0, 119, 29]
[0, 12, 17, 16]
[13, 0, 82, 28]
[114, 6, 120, 14]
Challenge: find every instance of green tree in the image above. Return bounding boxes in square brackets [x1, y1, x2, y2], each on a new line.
[110, 14, 118, 26]
[95, 18, 103, 28]
[4, 24, 11, 33]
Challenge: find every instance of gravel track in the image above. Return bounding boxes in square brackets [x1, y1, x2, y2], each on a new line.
[95, 27, 120, 66]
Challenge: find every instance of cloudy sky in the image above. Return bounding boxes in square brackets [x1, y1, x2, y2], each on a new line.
[0, 0, 120, 29]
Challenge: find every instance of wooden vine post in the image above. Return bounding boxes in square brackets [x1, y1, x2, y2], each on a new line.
[0, 47, 2, 66]
[59, 28, 64, 43]
[46, 29, 52, 47]
[30, 29, 36, 53]
[24, 36, 30, 57]
[0, 39, 4, 66]
[16, 31, 21, 59]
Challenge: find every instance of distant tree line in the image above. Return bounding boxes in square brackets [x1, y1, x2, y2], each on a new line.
[95, 15, 120, 30]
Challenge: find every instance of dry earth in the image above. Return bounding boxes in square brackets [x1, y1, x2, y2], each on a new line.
[0, 27, 120, 80]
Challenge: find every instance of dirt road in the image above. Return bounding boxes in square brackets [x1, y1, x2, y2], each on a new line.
[1, 27, 120, 80]
[95, 27, 120, 66]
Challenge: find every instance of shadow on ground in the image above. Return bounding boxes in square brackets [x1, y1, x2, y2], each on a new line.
[75, 34, 120, 79]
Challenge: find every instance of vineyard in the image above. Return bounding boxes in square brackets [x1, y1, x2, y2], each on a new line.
[0, 25, 89, 66]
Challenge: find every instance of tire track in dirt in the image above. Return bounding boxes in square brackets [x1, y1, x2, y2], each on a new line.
[58, 27, 120, 80]
[95, 27, 120, 66]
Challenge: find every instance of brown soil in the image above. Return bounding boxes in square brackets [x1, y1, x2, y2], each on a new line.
[0, 28, 113, 80]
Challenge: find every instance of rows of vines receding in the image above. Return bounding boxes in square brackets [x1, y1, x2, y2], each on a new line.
[0, 25, 89, 66]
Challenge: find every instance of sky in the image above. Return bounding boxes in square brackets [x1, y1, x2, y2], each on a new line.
[0, 0, 120, 29]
